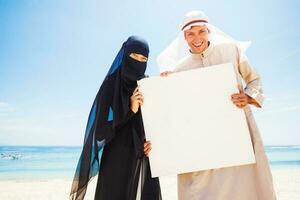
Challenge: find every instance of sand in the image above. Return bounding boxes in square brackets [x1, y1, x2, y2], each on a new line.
[0, 168, 299, 200]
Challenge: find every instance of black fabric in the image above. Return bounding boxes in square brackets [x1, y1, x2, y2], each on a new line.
[70, 36, 162, 200]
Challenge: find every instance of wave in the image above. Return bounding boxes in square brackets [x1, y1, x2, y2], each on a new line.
[270, 160, 300, 166]
[265, 146, 300, 150]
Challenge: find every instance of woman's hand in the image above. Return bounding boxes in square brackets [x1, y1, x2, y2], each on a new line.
[144, 141, 152, 157]
[130, 87, 144, 113]
[231, 85, 250, 109]
[160, 71, 173, 77]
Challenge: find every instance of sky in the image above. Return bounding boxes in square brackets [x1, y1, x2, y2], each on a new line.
[0, 0, 299, 145]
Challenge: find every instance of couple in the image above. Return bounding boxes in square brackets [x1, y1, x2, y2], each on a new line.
[70, 11, 277, 200]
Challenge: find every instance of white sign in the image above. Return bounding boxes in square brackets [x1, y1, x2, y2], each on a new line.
[138, 63, 255, 178]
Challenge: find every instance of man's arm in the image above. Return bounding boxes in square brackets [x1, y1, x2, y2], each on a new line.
[238, 61, 265, 108]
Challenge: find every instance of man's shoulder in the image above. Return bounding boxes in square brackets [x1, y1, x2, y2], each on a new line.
[214, 42, 238, 52]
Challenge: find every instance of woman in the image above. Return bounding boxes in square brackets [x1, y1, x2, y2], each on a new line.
[70, 36, 162, 200]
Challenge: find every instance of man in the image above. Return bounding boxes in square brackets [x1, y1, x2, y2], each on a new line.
[144, 10, 277, 200]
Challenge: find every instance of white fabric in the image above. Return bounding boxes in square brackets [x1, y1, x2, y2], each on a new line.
[157, 10, 251, 73]
[181, 10, 209, 31]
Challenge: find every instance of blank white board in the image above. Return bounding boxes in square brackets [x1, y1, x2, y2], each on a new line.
[138, 63, 256, 178]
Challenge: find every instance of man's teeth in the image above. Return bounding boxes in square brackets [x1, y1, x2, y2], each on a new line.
[194, 42, 203, 47]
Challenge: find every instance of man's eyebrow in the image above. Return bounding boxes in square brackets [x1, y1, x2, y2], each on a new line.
[186, 31, 194, 34]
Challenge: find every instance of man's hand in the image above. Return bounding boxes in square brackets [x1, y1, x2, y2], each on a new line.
[231, 85, 250, 109]
[130, 87, 144, 113]
[144, 141, 152, 157]
[160, 71, 173, 77]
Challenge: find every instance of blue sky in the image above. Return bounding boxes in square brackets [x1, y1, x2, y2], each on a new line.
[0, 0, 299, 145]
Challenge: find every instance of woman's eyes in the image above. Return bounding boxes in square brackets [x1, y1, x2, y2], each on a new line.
[138, 56, 148, 62]
[129, 53, 147, 62]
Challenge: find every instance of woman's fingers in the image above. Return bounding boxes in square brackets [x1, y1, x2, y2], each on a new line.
[137, 100, 143, 106]
[144, 141, 151, 149]
[132, 87, 141, 96]
[132, 95, 144, 103]
[144, 141, 152, 157]
[144, 146, 152, 156]
[133, 97, 143, 102]
[144, 146, 151, 152]
[133, 91, 142, 96]
[133, 93, 143, 99]
[133, 86, 139, 93]
[145, 149, 151, 157]
[144, 141, 151, 147]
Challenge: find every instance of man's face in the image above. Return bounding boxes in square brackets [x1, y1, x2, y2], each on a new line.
[184, 25, 209, 54]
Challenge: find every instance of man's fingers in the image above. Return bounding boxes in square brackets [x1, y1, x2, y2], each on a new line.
[234, 102, 246, 108]
[231, 94, 247, 100]
[232, 100, 247, 107]
[160, 71, 173, 77]
[160, 71, 168, 76]
[232, 98, 247, 102]
[233, 102, 247, 107]
[231, 93, 246, 97]
[232, 99, 247, 104]
[231, 94, 242, 99]
[237, 104, 246, 109]
[235, 104, 242, 108]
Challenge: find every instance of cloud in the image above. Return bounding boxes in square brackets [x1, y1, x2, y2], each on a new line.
[257, 94, 300, 114]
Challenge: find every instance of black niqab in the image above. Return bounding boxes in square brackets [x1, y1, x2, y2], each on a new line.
[70, 36, 162, 200]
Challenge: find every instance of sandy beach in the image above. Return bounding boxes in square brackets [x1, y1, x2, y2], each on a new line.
[0, 168, 299, 200]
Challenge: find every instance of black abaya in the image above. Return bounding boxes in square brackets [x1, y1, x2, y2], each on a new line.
[70, 36, 162, 200]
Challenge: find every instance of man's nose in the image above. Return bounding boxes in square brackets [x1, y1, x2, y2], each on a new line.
[193, 35, 202, 42]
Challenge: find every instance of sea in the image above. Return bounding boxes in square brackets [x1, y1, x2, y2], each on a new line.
[0, 145, 299, 180]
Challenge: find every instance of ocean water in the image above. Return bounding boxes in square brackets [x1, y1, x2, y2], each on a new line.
[0, 146, 81, 180]
[0, 145, 299, 180]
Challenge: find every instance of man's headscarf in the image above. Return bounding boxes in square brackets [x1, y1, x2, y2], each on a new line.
[157, 10, 251, 72]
